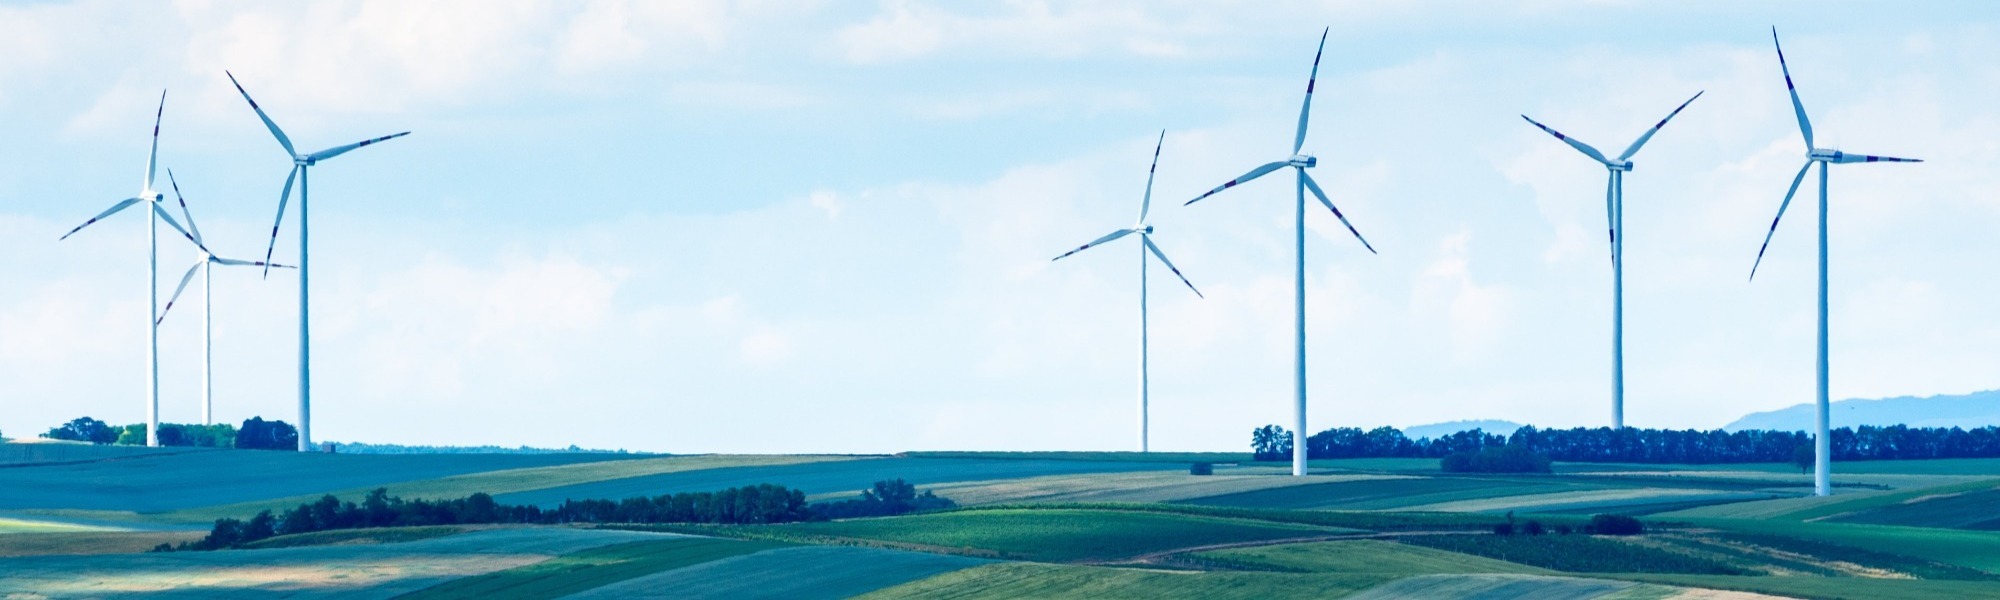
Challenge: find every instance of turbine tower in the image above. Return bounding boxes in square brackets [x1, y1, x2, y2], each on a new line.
[1051, 131, 1204, 453]
[227, 71, 410, 451]
[1521, 90, 1703, 429]
[156, 170, 295, 426]
[56, 90, 198, 447]
[1749, 28, 1921, 497]
[1185, 29, 1377, 476]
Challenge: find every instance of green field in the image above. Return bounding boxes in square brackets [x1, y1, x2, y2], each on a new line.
[8, 448, 2000, 598]
[750, 507, 1354, 562]
[402, 536, 789, 599]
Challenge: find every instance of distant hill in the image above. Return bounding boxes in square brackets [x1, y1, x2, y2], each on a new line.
[327, 442, 636, 455]
[1723, 390, 2000, 432]
[1401, 420, 1524, 440]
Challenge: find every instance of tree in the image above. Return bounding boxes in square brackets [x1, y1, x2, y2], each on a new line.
[1251, 425, 1293, 461]
[1791, 443, 1816, 474]
[42, 417, 118, 444]
[236, 417, 299, 451]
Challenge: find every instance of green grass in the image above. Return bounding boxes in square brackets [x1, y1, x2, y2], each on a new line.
[166, 454, 857, 522]
[0, 516, 117, 533]
[240, 525, 471, 550]
[1608, 574, 2000, 600]
[911, 470, 1381, 506]
[0, 530, 200, 557]
[1398, 533, 1748, 575]
[901, 451, 1255, 464]
[1181, 476, 1598, 510]
[1702, 531, 1998, 580]
[1825, 486, 2000, 530]
[1305, 458, 1446, 472]
[740, 508, 1351, 562]
[398, 536, 788, 599]
[1193, 539, 1549, 575]
[1779, 479, 2000, 522]
[856, 562, 1397, 599]
[0, 441, 202, 466]
[1684, 517, 2000, 574]
[563, 544, 993, 599]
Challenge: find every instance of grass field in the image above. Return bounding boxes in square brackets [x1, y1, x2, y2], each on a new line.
[0, 530, 201, 557]
[901, 451, 1256, 464]
[1609, 573, 2000, 600]
[1193, 539, 1549, 575]
[1826, 486, 2000, 529]
[751, 507, 1353, 562]
[858, 562, 1397, 599]
[1180, 476, 1598, 511]
[0, 448, 649, 515]
[490, 457, 1181, 508]
[1397, 533, 1748, 575]
[402, 536, 790, 599]
[565, 544, 993, 599]
[0, 527, 677, 598]
[169, 454, 855, 523]
[911, 469, 1392, 506]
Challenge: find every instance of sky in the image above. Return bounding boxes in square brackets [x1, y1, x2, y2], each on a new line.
[1, 1, 1995, 453]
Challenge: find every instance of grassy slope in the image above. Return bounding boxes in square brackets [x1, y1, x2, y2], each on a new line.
[0, 531, 200, 557]
[1687, 517, 2000, 573]
[167, 454, 857, 522]
[912, 470, 1393, 506]
[858, 562, 1396, 600]
[400, 536, 789, 599]
[739, 508, 1354, 563]
[1194, 539, 1550, 575]
[1180, 476, 1596, 511]
[1607, 574, 2000, 600]
[901, 451, 1255, 463]
[1828, 486, 2000, 529]
[564, 544, 992, 599]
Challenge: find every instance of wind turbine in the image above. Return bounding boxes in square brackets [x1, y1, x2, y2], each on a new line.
[1184, 29, 1376, 477]
[1520, 90, 1703, 429]
[156, 170, 296, 426]
[56, 90, 199, 447]
[226, 71, 411, 451]
[1051, 131, 1204, 453]
[1749, 28, 1921, 497]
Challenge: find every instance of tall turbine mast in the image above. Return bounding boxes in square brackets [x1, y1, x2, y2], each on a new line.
[57, 90, 198, 447]
[1052, 131, 1203, 452]
[1750, 28, 1921, 497]
[1185, 29, 1376, 476]
[227, 72, 410, 451]
[1521, 91, 1703, 429]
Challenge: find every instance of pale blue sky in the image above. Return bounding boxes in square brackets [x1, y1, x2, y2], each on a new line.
[2, 1, 1995, 453]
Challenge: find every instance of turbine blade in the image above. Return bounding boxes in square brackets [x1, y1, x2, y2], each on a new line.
[1302, 172, 1376, 254]
[1052, 229, 1136, 262]
[1521, 115, 1613, 166]
[1832, 152, 1922, 164]
[1750, 160, 1816, 281]
[151, 201, 202, 250]
[1605, 173, 1616, 266]
[214, 256, 296, 269]
[167, 169, 203, 246]
[1139, 130, 1163, 224]
[308, 132, 411, 162]
[1617, 90, 1704, 161]
[58, 197, 144, 240]
[1772, 27, 1814, 149]
[146, 89, 165, 192]
[157, 262, 203, 326]
[226, 71, 297, 157]
[1185, 161, 1289, 206]
[1294, 27, 1329, 154]
[262, 167, 298, 278]
[1143, 236, 1202, 298]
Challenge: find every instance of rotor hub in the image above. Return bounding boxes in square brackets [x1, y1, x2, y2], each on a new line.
[1287, 154, 1317, 168]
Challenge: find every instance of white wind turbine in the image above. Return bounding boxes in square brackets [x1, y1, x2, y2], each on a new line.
[1184, 29, 1376, 476]
[1051, 131, 1204, 453]
[1749, 28, 1921, 497]
[156, 170, 296, 426]
[226, 71, 411, 451]
[1521, 90, 1703, 429]
[56, 90, 200, 447]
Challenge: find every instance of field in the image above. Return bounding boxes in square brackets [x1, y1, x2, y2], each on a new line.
[5, 444, 2000, 598]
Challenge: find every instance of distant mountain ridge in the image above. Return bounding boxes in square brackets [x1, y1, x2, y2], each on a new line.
[1722, 390, 2000, 432]
[1400, 419, 1524, 440]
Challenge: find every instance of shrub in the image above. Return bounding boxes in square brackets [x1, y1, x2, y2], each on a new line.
[1440, 444, 1552, 474]
[236, 418, 299, 450]
[1586, 514, 1644, 536]
[1522, 520, 1545, 536]
[814, 479, 956, 519]
[1492, 522, 1514, 535]
[1190, 462, 1214, 476]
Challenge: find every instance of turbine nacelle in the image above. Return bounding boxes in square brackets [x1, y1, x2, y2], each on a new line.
[1287, 154, 1317, 168]
[1607, 161, 1634, 172]
[294, 156, 316, 167]
[1138, 225, 1155, 235]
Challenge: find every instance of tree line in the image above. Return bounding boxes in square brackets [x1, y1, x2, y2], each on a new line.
[41, 416, 297, 450]
[1252, 423, 2000, 464]
[163, 478, 954, 551]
